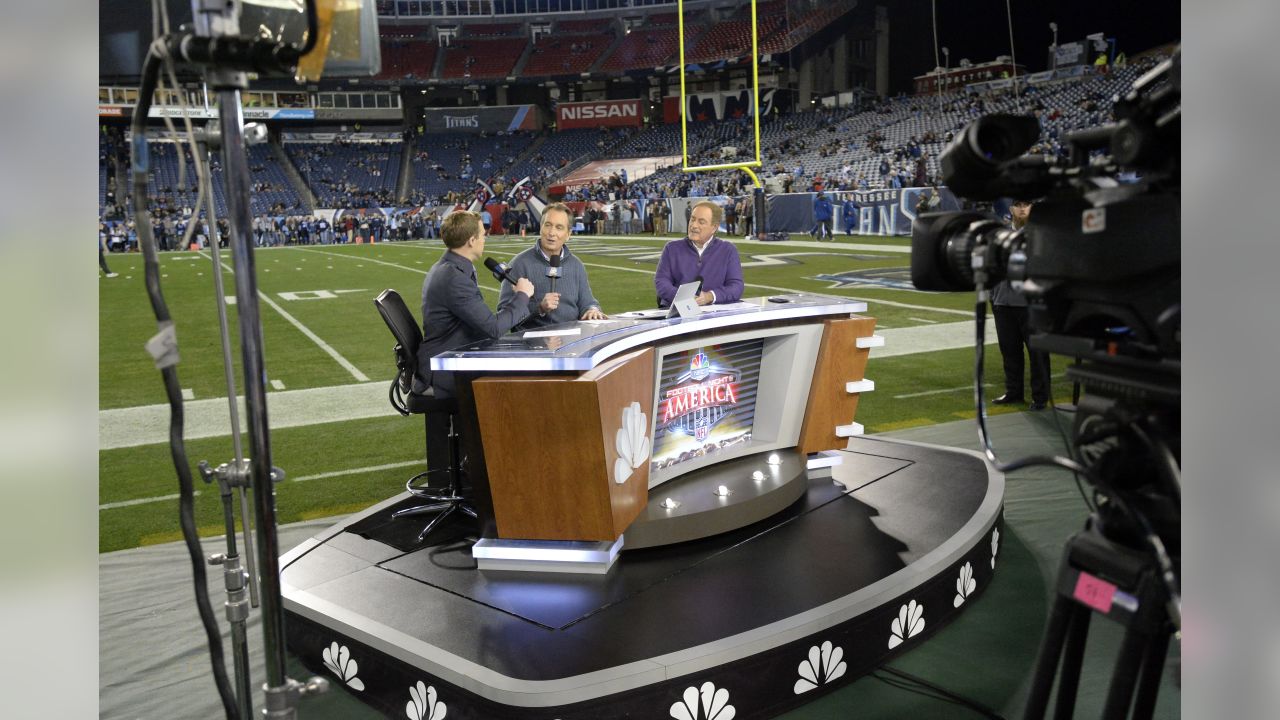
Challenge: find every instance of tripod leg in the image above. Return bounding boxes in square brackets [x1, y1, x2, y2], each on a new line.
[1130, 629, 1171, 720]
[1051, 604, 1091, 720]
[1023, 592, 1079, 720]
[1101, 625, 1148, 720]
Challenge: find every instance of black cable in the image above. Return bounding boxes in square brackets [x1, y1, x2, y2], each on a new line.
[132, 45, 240, 720]
[972, 293, 1098, 483]
[873, 666, 1007, 719]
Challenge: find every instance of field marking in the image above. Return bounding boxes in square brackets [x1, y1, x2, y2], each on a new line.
[181, 388, 194, 400]
[384, 235, 912, 254]
[297, 247, 498, 294]
[259, 293, 369, 382]
[291, 460, 422, 483]
[99, 492, 198, 511]
[98, 460, 422, 510]
[198, 252, 369, 382]
[101, 319, 992, 450]
[100, 380, 393, 450]
[893, 372, 1068, 399]
[373, 240, 962, 317]
[270, 379, 286, 390]
[895, 383, 997, 399]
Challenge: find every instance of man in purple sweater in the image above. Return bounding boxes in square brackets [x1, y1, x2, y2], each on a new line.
[654, 201, 745, 307]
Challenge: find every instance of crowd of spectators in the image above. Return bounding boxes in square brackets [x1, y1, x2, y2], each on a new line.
[101, 55, 1164, 244]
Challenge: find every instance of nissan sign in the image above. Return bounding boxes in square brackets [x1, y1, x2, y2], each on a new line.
[557, 99, 643, 129]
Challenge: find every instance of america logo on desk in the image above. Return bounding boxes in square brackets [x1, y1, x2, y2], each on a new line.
[663, 351, 738, 441]
[651, 340, 763, 470]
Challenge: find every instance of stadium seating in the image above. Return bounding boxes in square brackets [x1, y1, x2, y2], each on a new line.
[288, 139, 402, 208]
[440, 38, 528, 79]
[599, 25, 705, 72]
[104, 56, 1163, 221]
[377, 36, 438, 81]
[523, 35, 611, 76]
[406, 131, 538, 204]
[142, 141, 306, 216]
[505, 128, 609, 185]
[555, 18, 613, 34]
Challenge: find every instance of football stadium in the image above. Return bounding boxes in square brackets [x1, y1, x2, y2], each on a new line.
[98, 1, 1180, 718]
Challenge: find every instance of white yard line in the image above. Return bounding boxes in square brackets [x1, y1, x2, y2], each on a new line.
[199, 252, 369, 382]
[359, 242, 940, 311]
[258, 292, 370, 382]
[100, 320, 995, 449]
[99, 492, 196, 511]
[893, 373, 1067, 399]
[290, 460, 422, 483]
[98, 460, 423, 511]
[100, 380, 393, 450]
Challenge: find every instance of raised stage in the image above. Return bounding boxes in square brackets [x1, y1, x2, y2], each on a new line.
[281, 435, 1004, 719]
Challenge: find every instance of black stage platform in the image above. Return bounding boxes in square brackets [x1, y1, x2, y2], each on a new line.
[282, 436, 1004, 719]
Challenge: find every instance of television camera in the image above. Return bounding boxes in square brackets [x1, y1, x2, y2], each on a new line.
[910, 50, 1181, 718]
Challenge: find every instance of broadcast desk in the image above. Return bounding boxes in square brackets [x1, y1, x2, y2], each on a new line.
[280, 293, 1007, 719]
[430, 293, 880, 564]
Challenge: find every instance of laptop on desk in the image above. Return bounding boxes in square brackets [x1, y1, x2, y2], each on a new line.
[616, 281, 703, 320]
[666, 280, 702, 319]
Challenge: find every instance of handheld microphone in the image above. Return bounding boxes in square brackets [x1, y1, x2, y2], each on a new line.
[694, 275, 703, 294]
[547, 254, 561, 293]
[483, 257, 516, 284]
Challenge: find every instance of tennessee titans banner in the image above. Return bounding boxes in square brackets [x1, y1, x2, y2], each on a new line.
[759, 189, 960, 236]
[835, 188, 962, 236]
[422, 105, 542, 134]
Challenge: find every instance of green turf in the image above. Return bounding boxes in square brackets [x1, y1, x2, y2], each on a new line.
[99, 414, 422, 553]
[99, 238, 1068, 552]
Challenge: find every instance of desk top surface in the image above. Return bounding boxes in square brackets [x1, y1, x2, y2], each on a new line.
[430, 293, 867, 372]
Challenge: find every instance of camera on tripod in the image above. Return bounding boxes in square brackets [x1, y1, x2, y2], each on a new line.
[911, 48, 1181, 525]
[910, 51, 1182, 717]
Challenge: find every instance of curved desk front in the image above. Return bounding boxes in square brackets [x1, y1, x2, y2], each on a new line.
[430, 293, 879, 550]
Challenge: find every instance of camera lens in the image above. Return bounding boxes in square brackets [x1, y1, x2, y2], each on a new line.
[911, 212, 1019, 292]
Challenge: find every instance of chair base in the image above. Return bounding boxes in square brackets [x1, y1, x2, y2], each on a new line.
[392, 496, 478, 544]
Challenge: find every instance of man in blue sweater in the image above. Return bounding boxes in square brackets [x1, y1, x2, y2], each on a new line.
[654, 201, 744, 307]
[498, 202, 605, 327]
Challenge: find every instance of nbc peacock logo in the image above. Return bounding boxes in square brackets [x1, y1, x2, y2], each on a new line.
[689, 351, 711, 381]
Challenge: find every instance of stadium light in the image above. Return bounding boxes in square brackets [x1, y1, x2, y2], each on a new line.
[675, 0, 763, 187]
[1050, 22, 1059, 71]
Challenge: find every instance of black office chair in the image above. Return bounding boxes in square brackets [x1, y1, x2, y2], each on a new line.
[374, 289, 477, 543]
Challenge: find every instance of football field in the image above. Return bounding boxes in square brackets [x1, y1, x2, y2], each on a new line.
[98, 234, 1076, 552]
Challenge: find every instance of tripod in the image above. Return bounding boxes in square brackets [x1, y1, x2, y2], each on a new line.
[1023, 516, 1176, 719]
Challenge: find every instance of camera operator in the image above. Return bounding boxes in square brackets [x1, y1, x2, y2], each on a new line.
[991, 198, 1050, 410]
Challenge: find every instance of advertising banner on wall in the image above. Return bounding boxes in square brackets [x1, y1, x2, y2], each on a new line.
[556, 99, 643, 129]
[1053, 41, 1086, 67]
[663, 88, 777, 124]
[421, 105, 542, 134]
[765, 188, 961, 236]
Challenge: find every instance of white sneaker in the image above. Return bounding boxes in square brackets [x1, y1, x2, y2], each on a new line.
[106, 273, 119, 278]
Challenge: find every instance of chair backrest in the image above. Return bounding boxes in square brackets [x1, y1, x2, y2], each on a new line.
[374, 289, 424, 406]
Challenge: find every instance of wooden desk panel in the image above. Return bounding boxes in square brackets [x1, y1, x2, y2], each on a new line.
[797, 316, 877, 456]
[471, 348, 655, 541]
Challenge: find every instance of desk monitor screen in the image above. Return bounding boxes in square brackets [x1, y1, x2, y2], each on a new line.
[650, 339, 764, 474]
